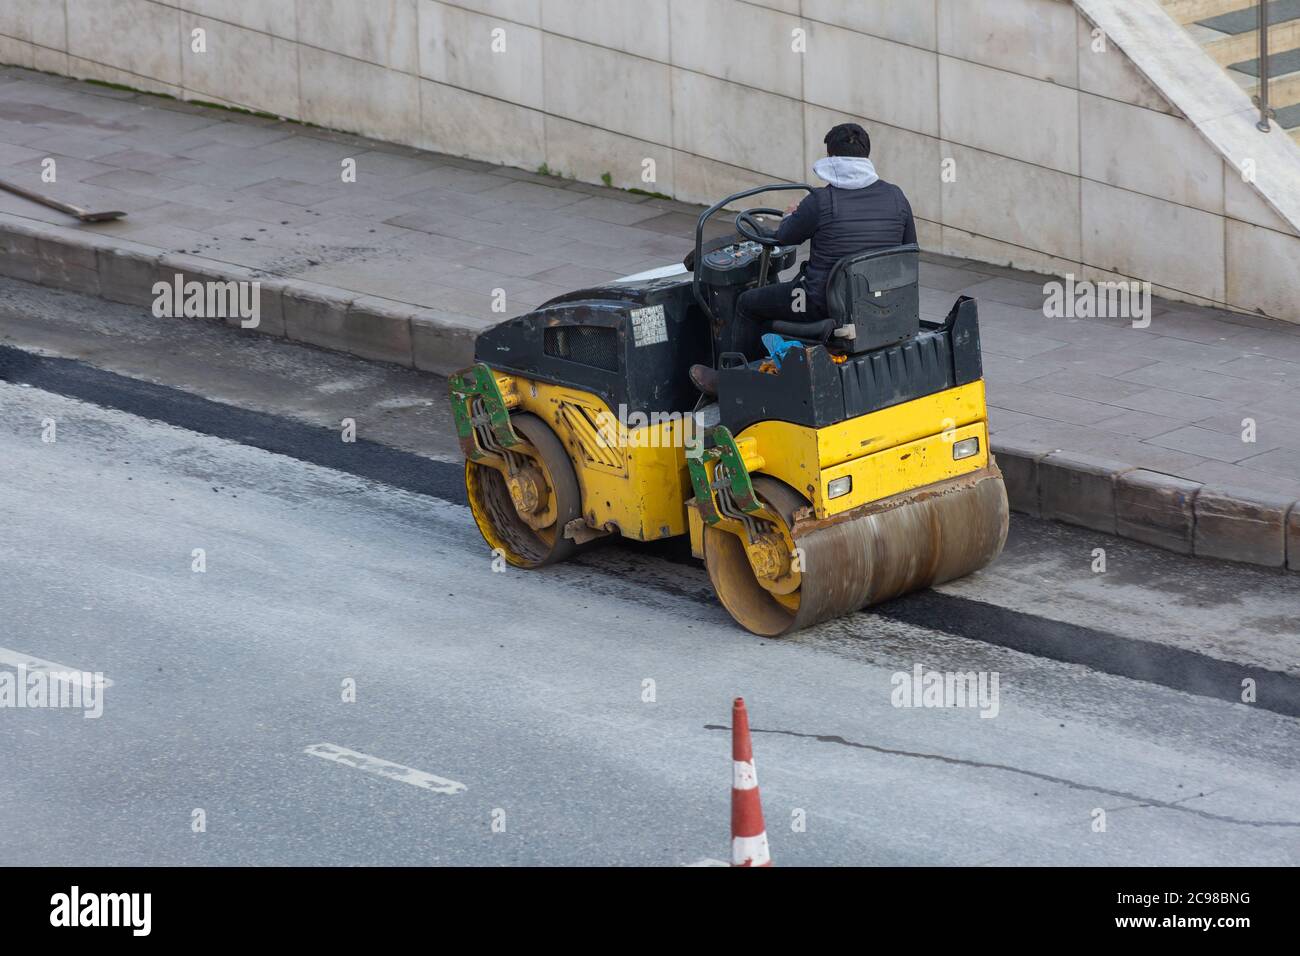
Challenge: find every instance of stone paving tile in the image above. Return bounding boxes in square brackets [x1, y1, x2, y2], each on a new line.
[242, 178, 344, 207]
[1217, 353, 1300, 384]
[402, 187, 524, 221]
[989, 383, 1130, 426]
[1193, 408, 1293, 439]
[1088, 408, 1186, 440]
[958, 276, 1051, 311]
[1121, 331, 1245, 370]
[306, 193, 420, 222]
[95, 221, 217, 253]
[256, 134, 362, 164]
[1178, 460, 1300, 499]
[347, 148, 448, 180]
[1037, 320, 1147, 347]
[110, 200, 246, 233]
[1108, 387, 1232, 421]
[1225, 328, 1300, 364]
[206, 218, 323, 244]
[1145, 425, 1280, 464]
[1077, 435, 1211, 475]
[1238, 446, 1300, 480]
[94, 148, 204, 174]
[561, 195, 667, 226]
[1246, 390, 1300, 419]
[383, 209, 544, 254]
[0, 142, 45, 165]
[10, 126, 126, 156]
[980, 352, 1066, 385]
[545, 215, 672, 249]
[170, 120, 296, 150]
[1118, 361, 1293, 402]
[465, 244, 573, 279]
[465, 201, 591, 233]
[1146, 309, 1259, 344]
[1020, 368, 1150, 402]
[986, 406, 1047, 432]
[2, 154, 118, 183]
[981, 331, 1070, 359]
[388, 166, 514, 196]
[222, 197, 329, 226]
[634, 210, 705, 237]
[166, 161, 280, 190]
[236, 155, 356, 186]
[526, 262, 626, 288]
[1035, 344, 1159, 375]
[300, 216, 411, 244]
[0, 119, 63, 147]
[110, 106, 222, 136]
[917, 261, 978, 291]
[475, 180, 590, 209]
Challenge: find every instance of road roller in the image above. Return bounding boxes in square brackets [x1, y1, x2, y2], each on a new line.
[448, 183, 1008, 636]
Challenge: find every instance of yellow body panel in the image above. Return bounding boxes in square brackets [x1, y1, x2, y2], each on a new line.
[737, 380, 990, 518]
[819, 422, 987, 514]
[483, 371, 989, 537]
[496, 375, 692, 541]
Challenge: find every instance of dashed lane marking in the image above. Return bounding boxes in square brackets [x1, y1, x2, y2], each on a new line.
[0, 646, 114, 688]
[304, 743, 467, 794]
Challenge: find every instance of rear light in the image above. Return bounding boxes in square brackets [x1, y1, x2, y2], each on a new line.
[827, 476, 853, 499]
[952, 437, 980, 461]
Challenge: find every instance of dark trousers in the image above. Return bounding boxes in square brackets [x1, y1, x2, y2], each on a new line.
[718, 277, 827, 361]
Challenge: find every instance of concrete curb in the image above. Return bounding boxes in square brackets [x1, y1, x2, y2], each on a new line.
[0, 213, 479, 375]
[1, 212, 1294, 573]
[992, 441, 1298, 572]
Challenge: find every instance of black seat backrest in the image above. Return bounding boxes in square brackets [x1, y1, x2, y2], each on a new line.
[825, 243, 920, 354]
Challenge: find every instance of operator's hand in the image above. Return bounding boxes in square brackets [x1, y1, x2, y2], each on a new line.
[784, 201, 799, 215]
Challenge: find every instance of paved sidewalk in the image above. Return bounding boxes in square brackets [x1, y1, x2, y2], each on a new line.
[1, 65, 1298, 507]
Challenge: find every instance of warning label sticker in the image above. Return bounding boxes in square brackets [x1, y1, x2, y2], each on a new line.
[629, 304, 668, 347]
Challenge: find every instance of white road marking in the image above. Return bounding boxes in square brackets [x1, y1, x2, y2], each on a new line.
[304, 743, 466, 794]
[684, 858, 729, 867]
[0, 646, 113, 688]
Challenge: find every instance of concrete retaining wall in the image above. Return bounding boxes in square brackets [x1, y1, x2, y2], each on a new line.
[2, 0, 1298, 322]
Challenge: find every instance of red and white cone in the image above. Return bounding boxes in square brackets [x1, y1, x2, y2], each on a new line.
[731, 697, 772, 867]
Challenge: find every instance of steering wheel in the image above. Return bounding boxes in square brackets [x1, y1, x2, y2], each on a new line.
[734, 207, 785, 247]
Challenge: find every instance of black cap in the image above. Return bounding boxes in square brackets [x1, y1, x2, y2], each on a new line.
[824, 123, 871, 158]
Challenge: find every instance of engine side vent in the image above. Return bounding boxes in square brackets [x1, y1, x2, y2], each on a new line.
[558, 401, 626, 475]
[544, 325, 620, 371]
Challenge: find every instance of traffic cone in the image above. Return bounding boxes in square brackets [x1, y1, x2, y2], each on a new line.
[730, 697, 772, 867]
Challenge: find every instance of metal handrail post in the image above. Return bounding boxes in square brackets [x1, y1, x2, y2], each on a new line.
[1256, 0, 1274, 131]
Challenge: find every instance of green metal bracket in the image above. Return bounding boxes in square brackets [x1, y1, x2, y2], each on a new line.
[448, 363, 521, 462]
[686, 426, 761, 526]
[713, 426, 761, 513]
[686, 448, 719, 525]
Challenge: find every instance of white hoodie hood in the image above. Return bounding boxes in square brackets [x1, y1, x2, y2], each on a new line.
[813, 156, 879, 189]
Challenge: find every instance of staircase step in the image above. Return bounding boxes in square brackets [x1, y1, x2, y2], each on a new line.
[1232, 44, 1300, 75]
[1248, 67, 1300, 106]
[1204, 17, 1300, 63]
[1198, 0, 1300, 35]
[1275, 99, 1300, 126]
[1165, 0, 1259, 26]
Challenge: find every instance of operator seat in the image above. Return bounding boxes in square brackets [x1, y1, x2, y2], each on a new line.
[759, 243, 921, 354]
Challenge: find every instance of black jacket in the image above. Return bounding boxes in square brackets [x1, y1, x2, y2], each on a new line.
[775, 180, 917, 313]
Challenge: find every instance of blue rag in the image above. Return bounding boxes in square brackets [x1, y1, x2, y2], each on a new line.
[761, 333, 803, 368]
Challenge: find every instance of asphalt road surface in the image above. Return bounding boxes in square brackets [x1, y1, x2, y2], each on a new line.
[1, 279, 1297, 866]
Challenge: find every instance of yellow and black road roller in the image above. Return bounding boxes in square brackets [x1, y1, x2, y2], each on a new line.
[449, 184, 1008, 636]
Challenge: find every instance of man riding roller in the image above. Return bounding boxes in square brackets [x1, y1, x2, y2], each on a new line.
[689, 123, 917, 396]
